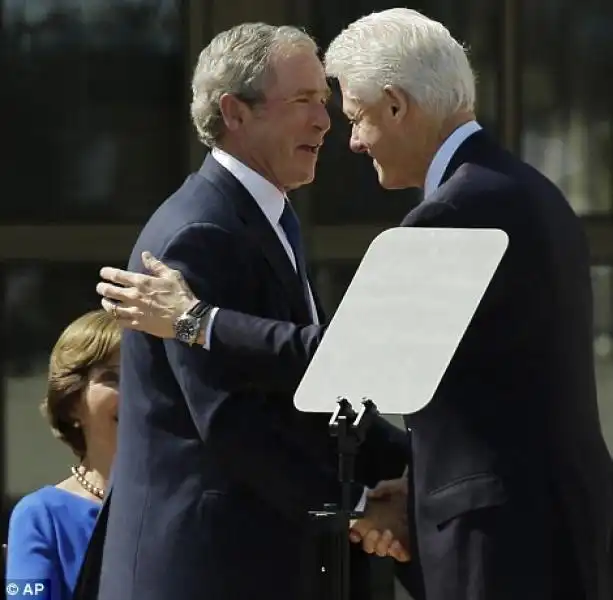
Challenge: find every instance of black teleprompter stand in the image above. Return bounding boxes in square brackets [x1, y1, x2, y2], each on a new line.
[309, 398, 379, 600]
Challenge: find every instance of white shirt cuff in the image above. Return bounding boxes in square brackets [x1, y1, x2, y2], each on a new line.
[354, 487, 369, 513]
[201, 307, 220, 350]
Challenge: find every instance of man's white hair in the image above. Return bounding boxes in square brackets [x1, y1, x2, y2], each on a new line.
[324, 8, 475, 118]
[191, 23, 317, 148]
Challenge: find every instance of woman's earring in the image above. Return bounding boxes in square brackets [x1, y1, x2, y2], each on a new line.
[73, 421, 81, 429]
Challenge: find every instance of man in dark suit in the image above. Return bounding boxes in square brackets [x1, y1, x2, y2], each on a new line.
[90, 21, 408, 600]
[97, 8, 613, 600]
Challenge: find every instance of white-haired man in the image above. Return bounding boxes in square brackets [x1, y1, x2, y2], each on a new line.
[97, 8, 613, 600]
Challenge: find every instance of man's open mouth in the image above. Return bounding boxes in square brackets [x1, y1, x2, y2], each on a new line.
[298, 144, 319, 154]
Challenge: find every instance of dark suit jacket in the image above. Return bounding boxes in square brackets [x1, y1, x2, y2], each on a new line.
[206, 132, 613, 600]
[92, 155, 406, 600]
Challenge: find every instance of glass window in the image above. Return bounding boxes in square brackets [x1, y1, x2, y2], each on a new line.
[308, 0, 501, 226]
[2, 262, 106, 498]
[520, 1, 613, 214]
[0, 0, 186, 224]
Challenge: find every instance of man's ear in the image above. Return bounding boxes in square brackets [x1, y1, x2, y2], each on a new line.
[219, 93, 251, 131]
[383, 85, 409, 121]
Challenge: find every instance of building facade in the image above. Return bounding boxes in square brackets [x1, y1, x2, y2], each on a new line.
[1, 0, 612, 548]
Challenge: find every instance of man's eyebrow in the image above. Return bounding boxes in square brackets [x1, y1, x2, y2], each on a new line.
[294, 87, 332, 100]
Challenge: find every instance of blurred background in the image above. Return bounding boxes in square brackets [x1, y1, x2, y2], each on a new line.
[0, 0, 612, 588]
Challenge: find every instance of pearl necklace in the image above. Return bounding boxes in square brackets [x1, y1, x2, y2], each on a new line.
[71, 465, 105, 500]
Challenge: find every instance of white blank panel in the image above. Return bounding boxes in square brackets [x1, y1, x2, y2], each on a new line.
[295, 228, 508, 415]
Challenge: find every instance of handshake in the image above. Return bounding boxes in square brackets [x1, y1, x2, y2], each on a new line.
[350, 477, 410, 563]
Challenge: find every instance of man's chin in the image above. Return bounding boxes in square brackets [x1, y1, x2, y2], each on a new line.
[376, 169, 398, 190]
[287, 171, 316, 190]
[375, 165, 413, 190]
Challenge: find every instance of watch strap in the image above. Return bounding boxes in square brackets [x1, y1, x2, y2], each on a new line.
[187, 301, 213, 319]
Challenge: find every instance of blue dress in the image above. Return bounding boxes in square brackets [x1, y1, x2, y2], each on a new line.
[6, 485, 100, 600]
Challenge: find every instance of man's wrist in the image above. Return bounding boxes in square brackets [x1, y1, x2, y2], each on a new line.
[173, 299, 213, 345]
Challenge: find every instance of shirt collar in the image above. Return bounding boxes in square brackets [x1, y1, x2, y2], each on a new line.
[211, 146, 286, 226]
[424, 120, 482, 198]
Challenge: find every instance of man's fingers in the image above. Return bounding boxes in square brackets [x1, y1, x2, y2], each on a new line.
[349, 530, 362, 544]
[351, 527, 410, 561]
[350, 517, 375, 538]
[100, 266, 145, 288]
[374, 530, 394, 557]
[388, 540, 410, 563]
[101, 299, 142, 321]
[142, 251, 170, 276]
[349, 518, 370, 544]
[361, 529, 382, 554]
[350, 519, 379, 552]
[351, 519, 410, 562]
[96, 282, 142, 306]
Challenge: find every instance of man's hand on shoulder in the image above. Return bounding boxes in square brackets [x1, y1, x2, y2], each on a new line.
[96, 251, 199, 339]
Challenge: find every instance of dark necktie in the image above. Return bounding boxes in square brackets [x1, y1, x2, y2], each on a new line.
[279, 200, 311, 310]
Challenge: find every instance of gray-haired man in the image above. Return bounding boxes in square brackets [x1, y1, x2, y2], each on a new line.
[89, 20, 408, 600]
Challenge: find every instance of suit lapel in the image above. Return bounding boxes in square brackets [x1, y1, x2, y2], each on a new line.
[199, 154, 311, 322]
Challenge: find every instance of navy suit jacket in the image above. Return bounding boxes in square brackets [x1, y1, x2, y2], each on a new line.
[91, 155, 407, 600]
[203, 132, 613, 600]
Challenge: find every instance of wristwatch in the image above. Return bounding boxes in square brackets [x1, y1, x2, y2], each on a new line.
[173, 301, 213, 346]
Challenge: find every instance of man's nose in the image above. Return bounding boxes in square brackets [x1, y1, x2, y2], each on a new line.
[313, 102, 331, 134]
[349, 134, 367, 154]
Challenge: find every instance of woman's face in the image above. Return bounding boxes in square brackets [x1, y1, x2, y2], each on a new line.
[75, 352, 120, 455]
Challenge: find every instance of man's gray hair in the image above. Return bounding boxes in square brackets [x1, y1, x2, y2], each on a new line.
[191, 23, 318, 147]
[324, 8, 475, 118]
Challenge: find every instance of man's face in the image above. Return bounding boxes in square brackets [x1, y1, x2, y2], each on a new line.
[237, 48, 331, 191]
[341, 85, 431, 190]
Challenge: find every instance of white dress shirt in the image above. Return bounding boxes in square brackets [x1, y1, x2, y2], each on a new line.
[424, 120, 482, 198]
[202, 147, 319, 348]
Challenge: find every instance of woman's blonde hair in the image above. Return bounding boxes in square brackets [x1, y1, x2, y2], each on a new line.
[40, 309, 121, 458]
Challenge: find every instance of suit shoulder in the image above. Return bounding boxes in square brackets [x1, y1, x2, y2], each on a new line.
[442, 162, 520, 204]
[148, 172, 238, 230]
[404, 164, 519, 226]
[445, 149, 569, 207]
[128, 173, 241, 269]
[438, 153, 573, 224]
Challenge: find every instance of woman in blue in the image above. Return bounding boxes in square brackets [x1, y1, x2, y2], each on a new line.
[6, 309, 120, 600]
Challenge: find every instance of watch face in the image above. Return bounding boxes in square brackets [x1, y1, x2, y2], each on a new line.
[174, 316, 198, 343]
